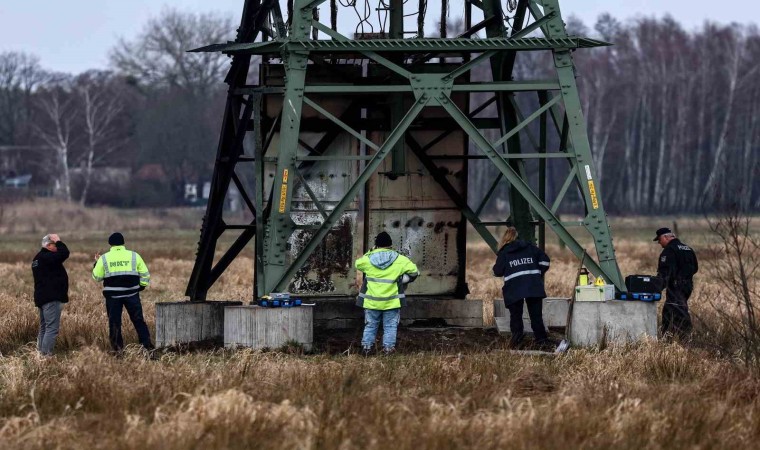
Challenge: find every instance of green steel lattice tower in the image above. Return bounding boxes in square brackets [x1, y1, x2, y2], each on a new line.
[185, 0, 626, 301]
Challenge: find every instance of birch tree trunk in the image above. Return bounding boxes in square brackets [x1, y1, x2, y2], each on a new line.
[78, 80, 122, 206]
[702, 35, 741, 203]
[741, 89, 759, 209]
[37, 93, 74, 202]
[652, 80, 669, 211]
[691, 42, 709, 211]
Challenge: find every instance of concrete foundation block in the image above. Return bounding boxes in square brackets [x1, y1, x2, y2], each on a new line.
[402, 299, 484, 327]
[155, 301, 242, 348]
[542, 298, 570, 327]
[312, 297, 483, 328]
[493, 298, 569, 334]
[312, 299, 362, 329]
[570, 300, 657, 346]
[224, 306, 313, 351]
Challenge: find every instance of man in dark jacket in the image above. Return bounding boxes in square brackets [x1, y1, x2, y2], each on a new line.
[31, 233, 70, 356]
[654, 227, 699, 338]
[493, 227, 551, 348]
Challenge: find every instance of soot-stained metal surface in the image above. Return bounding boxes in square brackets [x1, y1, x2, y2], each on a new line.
[284, 131, 361, 295]
[368, 211, 462, 295]
[261, 68, 468, 297]
[366, 100, 468, 296]
[288, 212, 357, 295]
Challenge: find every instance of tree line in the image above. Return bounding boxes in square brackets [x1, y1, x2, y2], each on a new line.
[0, 10, 231, 206]
[575, 15, 760, 213]
[0, 10, 757, 213]
[468, 15, 760, 215]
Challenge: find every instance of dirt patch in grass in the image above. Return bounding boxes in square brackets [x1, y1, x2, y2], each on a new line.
[314, 327, 502, 354]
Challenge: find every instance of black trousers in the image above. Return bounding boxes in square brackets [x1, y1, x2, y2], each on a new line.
[506, 297, 548, 344]
[662, 281, 693, 338]
[105, 294, 153, 351]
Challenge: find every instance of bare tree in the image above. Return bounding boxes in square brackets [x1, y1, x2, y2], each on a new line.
[35, 82, 76, 201]
[74, 72, 125, 205]
[109, 9, 234, 96]
[0, 52, 46, 145]
[702, 31, 742, 204]
[705, 209, 760, 370]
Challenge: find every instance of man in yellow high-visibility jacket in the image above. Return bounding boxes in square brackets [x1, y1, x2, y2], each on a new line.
[355, 232, 419, 355]
[92, 232, 153, 352]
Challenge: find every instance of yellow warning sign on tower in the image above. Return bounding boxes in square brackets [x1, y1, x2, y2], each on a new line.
[278, 169, 289, 213]
[588, 180, 599, 209]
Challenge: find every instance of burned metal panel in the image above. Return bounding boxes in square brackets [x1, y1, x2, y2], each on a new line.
[289, 132, 361, 296]
[366, 132, 466, 295]
[263, 130, 361, 296]
[288, 212, 358, 295]
[259, 63, 363, 297]
[367, 210, 461, 294]
[366, 97, 468, 296]
[259, 62, 471, 297]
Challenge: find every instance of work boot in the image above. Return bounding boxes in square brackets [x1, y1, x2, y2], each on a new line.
[382, 347, 396, 356]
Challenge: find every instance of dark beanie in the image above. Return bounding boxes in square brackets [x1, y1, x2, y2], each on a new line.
[375, 232, 392, 248]
[108, 232, 125, 246]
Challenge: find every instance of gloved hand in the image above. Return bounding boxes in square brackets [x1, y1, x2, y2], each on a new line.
[400, 274, 411, 284]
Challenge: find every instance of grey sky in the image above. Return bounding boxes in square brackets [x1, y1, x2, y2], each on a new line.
[1, 0, 754, 74]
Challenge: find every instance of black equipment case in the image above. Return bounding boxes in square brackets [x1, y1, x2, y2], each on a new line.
[625, 275, 664, 293]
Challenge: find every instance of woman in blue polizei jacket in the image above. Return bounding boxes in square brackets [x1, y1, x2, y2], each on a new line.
[492, 226, 551, 348]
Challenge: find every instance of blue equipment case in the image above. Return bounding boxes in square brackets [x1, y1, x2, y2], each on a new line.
[616, 292, 661, 302]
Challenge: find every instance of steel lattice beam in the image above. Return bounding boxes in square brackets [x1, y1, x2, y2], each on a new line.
[192, 36, 610, 54]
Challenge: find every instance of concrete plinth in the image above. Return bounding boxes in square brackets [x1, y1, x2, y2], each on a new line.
[569, 300, 657, 346]
[403, 299, 483, 327]
[156, 301, 242, 348]
[493, 298, 569, 334]
[312, 297, 483, 329]
[224, 306, 313, 351]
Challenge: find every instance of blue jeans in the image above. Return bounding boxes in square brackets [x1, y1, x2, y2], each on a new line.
[105, 294, 153, 351]
[38, 301, 63, 355]
[361, 308, 401, 350]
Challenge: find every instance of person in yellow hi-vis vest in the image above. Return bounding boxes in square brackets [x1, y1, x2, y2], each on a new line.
[92, 232, 153, 352]
[355, 232, 419, 356]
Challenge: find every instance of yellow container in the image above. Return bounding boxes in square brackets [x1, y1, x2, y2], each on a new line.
[579, 268, 589, 286]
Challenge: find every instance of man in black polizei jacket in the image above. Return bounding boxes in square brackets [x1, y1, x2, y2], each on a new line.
[493, 226, 551, 348]
[654, 227, 699, 338]
[31, 233, 70, 356]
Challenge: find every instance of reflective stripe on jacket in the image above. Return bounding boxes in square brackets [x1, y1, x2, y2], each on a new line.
[492, 239, 550, 305]
[355, 248, 419, 310]
[92, 246, 150, 298]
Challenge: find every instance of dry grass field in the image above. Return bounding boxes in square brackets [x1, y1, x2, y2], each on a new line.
[1, 201, 758, 449]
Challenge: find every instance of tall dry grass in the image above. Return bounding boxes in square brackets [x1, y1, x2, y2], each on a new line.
[1, 206, 759, 448]
[0, 199, 220, 234]
[1, 344, 759, 449]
